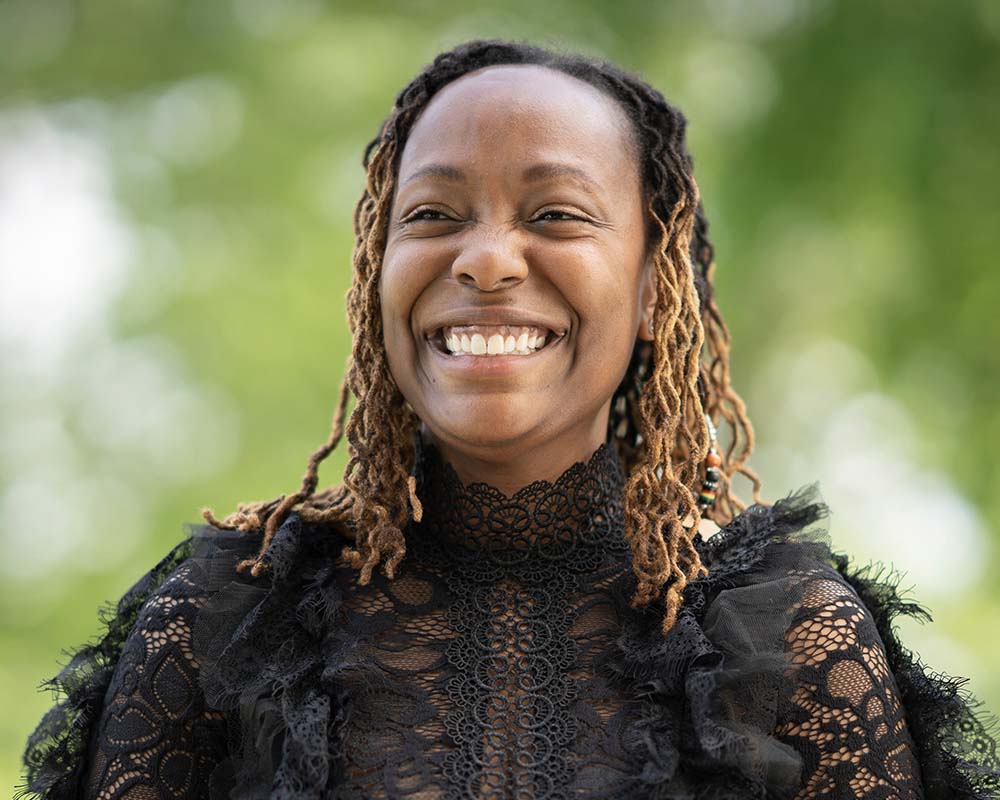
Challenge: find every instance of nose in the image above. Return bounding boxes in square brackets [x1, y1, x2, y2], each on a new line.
[450, 227, 528, 291]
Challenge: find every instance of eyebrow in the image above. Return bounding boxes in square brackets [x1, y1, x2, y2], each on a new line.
[521, 162, 601, 192]
[401, 161, 603, 193]
[401, 164, 466, 185]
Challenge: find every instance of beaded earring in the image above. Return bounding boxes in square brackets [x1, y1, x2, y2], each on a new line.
[698, 415, 721, 511]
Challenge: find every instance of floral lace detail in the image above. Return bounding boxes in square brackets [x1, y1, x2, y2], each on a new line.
[776, 565, 923, 798]
[80, 561, 228, 799]
[17, 539, 227, 800]
[405, 438, 631, 799]
[831, 558, 1000, 800]
[327, 438, 637, 799]
[411, 436, 628, 559]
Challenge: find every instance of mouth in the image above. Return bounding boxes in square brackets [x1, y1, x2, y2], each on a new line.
[425, 324, 564, 357]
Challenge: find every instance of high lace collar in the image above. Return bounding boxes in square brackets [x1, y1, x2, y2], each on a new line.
[409, 434, 627, 561]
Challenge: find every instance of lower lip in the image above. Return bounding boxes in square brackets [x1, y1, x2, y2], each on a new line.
[424, 336, 562, 377]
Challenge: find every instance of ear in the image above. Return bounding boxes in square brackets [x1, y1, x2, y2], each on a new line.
[636, 257, 657, 342]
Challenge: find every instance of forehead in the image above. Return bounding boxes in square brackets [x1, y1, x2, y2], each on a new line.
[397, 64, 638, 185]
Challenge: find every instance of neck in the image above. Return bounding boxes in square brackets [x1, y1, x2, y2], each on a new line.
[418, 409, 612, 496]
[410, 427, 627, 557]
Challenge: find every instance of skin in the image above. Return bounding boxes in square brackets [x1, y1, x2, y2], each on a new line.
[380, 64, 656, 495]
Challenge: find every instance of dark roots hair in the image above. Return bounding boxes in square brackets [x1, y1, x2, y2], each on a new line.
[203, 39, 767, 634]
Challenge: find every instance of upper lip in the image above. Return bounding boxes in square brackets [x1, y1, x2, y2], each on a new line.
[422, 307, 568, 339]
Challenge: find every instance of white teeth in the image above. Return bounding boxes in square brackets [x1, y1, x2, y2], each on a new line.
[438, 324, 556, 356]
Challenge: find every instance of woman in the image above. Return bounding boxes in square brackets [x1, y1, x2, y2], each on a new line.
[20, 39, 1000, 800]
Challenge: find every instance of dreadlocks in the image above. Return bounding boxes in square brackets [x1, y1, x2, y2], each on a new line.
[202, 39, 767, 634]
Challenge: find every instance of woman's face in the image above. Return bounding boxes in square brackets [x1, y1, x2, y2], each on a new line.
[380, 64, 655, 483]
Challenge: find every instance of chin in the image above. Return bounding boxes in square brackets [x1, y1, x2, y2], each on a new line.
[429, 420, 538, 451]
[419, 406, 544, 453]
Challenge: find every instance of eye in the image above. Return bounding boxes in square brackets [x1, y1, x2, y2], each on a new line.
[532, 209, 588, 223]
[401, 208, 453, 224]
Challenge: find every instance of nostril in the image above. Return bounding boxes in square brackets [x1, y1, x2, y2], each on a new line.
[455, 273, 523, 292]
[496, 275, 525, 290]
[450, 245, 529, 292]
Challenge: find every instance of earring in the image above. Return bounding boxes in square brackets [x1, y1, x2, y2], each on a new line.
[698, 415, 721, 511]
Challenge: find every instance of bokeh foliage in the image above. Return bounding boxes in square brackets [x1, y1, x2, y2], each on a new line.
[2, 0, 998, 790]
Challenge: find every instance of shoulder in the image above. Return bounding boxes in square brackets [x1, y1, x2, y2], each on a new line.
[83, 538, 234, 799]
[697, 482, 831, 582]
[114, 550, 213, 683]
[20, 535, 207, 799]
[778, 561, 900, 705]
[733, 506, 1000, 798]
[691, 485, 898, 695]
[699, 487, 913, 685]
[641, 484, 1000, 797]
[698, 496, 924, 793]
[21, 511, 349, 799]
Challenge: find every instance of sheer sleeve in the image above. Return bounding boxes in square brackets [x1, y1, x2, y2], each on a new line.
[776, 564, 922, 799]
[80, 558, 228, 800]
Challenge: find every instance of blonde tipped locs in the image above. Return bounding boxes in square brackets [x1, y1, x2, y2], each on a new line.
[202, 131, 425, 585]
[201, 39, 768, 635]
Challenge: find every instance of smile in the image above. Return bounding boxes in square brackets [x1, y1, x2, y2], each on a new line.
[427, 324, 561, 357]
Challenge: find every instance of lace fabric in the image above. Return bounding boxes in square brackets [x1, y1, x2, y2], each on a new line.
[365, 438, 634, 798]
[20, 437, 1000, 799]
[19, 540, 203, 800]
[79, 561, 228, 799]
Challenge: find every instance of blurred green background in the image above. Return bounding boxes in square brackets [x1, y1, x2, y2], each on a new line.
[2, 0, 998, 790]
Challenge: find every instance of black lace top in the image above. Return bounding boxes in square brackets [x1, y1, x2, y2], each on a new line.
[20, 436, 1000, 799]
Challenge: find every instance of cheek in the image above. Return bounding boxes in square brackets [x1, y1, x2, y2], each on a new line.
[380, 239, 445, 312]
[559, 258, 643, 335]
[560, 262, 645, 381]
[378, 250, 403, 315]
[378, 252, 418, 374]
[379, 245, 423, 327]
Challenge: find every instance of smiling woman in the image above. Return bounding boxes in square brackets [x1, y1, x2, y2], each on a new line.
[382, 65, 653, 493]
[20, 40, 1000, 800]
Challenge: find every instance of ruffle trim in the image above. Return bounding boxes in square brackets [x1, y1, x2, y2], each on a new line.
[188, 514, 354, 798]
[834, 558, 1000, 799]
[608, 482, 830, 798]
[18, 539, 194, 800]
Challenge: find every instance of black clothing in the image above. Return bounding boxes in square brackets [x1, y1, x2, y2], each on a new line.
[20, 436, 1000, 799]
